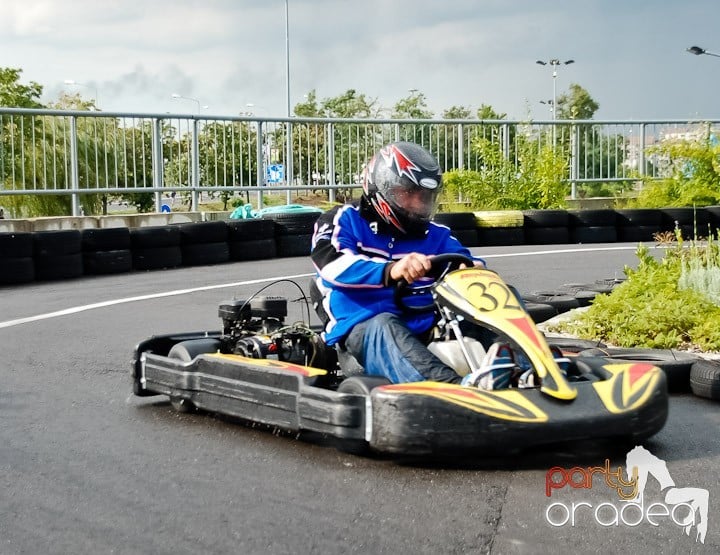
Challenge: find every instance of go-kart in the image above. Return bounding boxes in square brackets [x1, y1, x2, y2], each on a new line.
[132, 254, 668, 456]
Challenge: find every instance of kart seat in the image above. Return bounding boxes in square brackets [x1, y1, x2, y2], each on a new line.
[308, 277, 364, 377]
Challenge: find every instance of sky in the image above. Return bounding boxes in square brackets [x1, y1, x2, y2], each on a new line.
[2, 0, 720, 121]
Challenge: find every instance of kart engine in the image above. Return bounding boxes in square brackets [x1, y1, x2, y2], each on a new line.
[218, 296, 331, 369]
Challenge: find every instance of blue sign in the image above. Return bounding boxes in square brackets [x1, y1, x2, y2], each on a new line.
[160, 204, 171, 213]
[266, 164, 285, 184]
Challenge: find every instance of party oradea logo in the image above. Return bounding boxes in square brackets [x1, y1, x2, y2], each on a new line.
[544, 446, 709, 544]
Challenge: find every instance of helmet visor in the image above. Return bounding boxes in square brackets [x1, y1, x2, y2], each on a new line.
[386, 184, 439, 223]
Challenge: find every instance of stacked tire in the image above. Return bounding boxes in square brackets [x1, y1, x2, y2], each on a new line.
[263, 211, 321, 258]
[432, 212, 478, 247]
[226, 219, 277, 261]
[177, 221, 229, 266]
[521, 210, 569, 244]
[567, 209, 617, 243]
[33, 230, 83, 281]
[130, 225, 182, 271]
[615, 209, 661, 242]
[659, 207, 711, 240]
[81, 227, 132, 275]
[0, 232, 35, 285]
[473, 211, 524, 246]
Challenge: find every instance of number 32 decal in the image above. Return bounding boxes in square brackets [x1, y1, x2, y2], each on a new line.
[468, 280, 523, 313]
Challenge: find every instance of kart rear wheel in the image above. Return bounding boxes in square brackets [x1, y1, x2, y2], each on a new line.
[167, 338, 222, 412]
[336, 376, 391, 455]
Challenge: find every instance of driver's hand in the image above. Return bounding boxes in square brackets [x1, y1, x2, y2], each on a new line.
[389, 253, 432, 284]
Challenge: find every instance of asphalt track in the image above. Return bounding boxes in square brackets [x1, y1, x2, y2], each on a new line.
[0, 243, 718, 554]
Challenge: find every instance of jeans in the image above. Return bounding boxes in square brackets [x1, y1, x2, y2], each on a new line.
[343, 313, 462, 384]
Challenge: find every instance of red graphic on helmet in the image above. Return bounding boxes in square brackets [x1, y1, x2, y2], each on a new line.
[381, 144, 422, 186]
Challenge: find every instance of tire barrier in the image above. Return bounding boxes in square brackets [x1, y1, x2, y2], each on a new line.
[1, 205, 719, 286]
[81, 227, 132, 275]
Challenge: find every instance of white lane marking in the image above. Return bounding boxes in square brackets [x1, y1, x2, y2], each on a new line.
[0, 273, 314, 330]
[481, 245, 640, 258]
[0, 245, 649, 330]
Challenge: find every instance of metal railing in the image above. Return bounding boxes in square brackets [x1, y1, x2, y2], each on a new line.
[1, 106, 718, 216]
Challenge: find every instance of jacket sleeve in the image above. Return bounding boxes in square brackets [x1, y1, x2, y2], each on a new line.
[310, 207, 389, 289]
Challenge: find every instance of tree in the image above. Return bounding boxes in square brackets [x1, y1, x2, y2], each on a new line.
[0, 67, 43, 108]
[556, 83, 599, 120]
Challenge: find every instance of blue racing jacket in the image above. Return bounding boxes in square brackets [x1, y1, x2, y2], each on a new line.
[310, 201, 474, 346]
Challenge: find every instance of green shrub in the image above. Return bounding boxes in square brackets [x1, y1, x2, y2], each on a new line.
[552, 239, 720, 351]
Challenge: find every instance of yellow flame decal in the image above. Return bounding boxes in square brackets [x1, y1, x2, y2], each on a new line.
[592, 363, 661, 413]
[386, 382, 548, 422]
[208, 353, 328, 377]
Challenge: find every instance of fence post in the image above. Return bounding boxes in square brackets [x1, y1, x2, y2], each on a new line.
[286, 121, 293, 204]
[152, 118, 164, 212]
[502, 123, 510, 161]
[638, 123, 646, 188]
[68, 115, 81, 217]
[328, 122, 336, 203]
[255, 121, 265, 209]
[190, 118, 200, 211]
[457, 123, 464, 170]
[570, 123, 579, 199]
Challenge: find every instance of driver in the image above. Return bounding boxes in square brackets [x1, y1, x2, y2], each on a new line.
[310, 141, 484, 384]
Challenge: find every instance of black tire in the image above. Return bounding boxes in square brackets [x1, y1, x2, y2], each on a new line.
[0, 232, 33, 258]
[689, 360, 720, 400]
[0, 257, 35, 284]
[168, 338, 222, 361]
[82, 249, 133, 275]
[81, 227, 131, 251]
[336, 376, 391, 455]
[615, 208, 662, 227]
[558, 282, 616, 295]
[544, 336, 608, 353]
[577, 347, 696, 393]
[617, 225, 659, 242]
[524, 302, 557, 324]
[433, 212, 477, 229]
[524, 226, 569, 245]
[567, 209, 617, 227]
[707, 206, 720, 232]
[263, 212, 322, 235]
[226, 219, 276, 241]
[569, 226, 617, 244]
[33, 230, 82, 256]
[228, 238, 277, 261]
[522, 209, 569, 228]
[450, 228, 478, 247]
[659, 207, 709, 231]
[178, 221, 228, 244]
[476, 227, 525, 246]
[34, 252, 83, 281]
[132, 246, 182, 271]
[276, 234, 313, 257]
[130, 226, 181, 249]
[181, 242, 230, 266]
[522, 292, 580, 314]
[167, 339, 222, 412]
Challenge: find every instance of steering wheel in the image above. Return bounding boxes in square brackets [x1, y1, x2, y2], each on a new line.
[394, 253, 476, 313]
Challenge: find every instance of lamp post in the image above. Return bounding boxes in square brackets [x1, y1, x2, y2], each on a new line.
[63, 79, 98, 109]
[171, 93, 208, 113]
[687, 45, 720, 58]
[284, 0, 293, 201]
[539, 99, 555, 116]
[535, 59, 574, 120]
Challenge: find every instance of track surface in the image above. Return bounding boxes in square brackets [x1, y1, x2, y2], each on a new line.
[1, 244, 718, 554]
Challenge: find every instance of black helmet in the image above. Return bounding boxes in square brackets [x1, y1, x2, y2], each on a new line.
[361, 141, 442, 235]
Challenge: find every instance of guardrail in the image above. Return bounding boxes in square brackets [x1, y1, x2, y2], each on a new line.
[1, 207, 718, 286]
[1, 107, 719, 217]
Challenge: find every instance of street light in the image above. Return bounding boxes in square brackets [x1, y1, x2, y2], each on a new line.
[535, 59, 574, 120]
[171, 93, 208, 113]
[687, 45, 720, 58]
[63, 79, 98, 109]
[539, 99, 554, 116]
